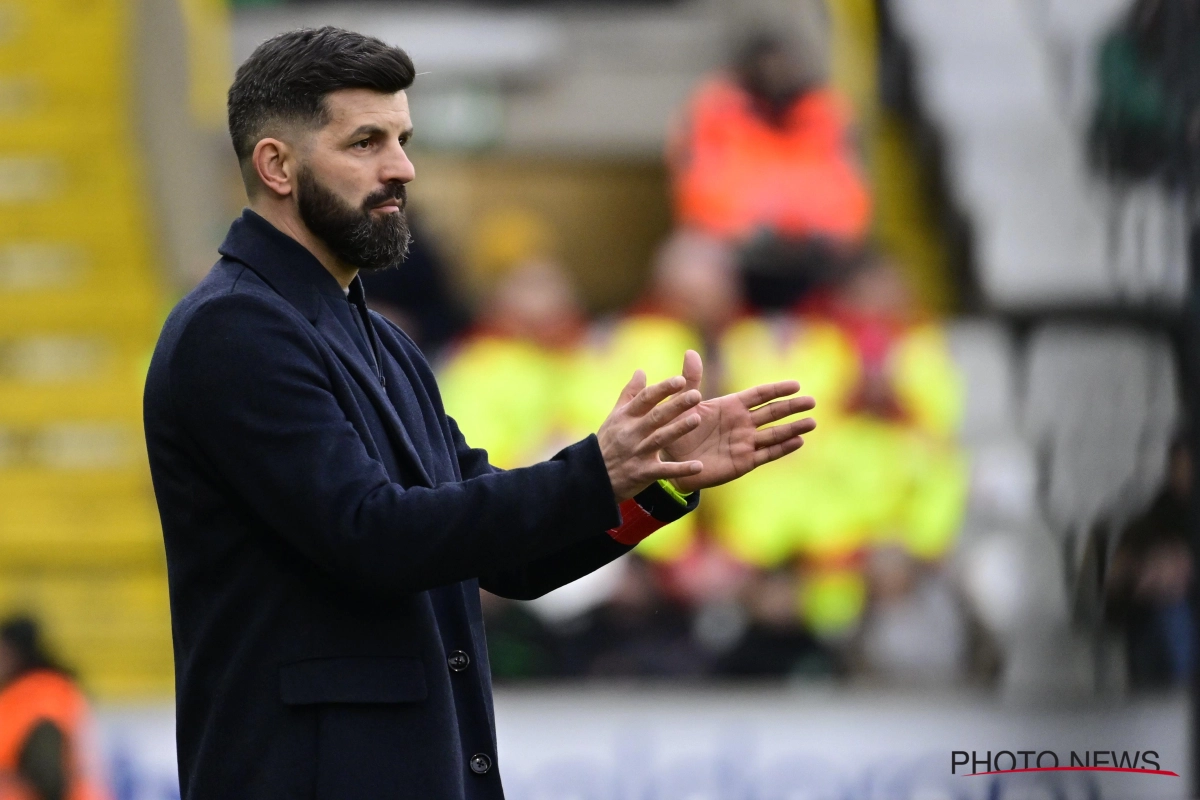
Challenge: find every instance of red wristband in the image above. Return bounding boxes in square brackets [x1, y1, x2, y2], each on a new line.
[606, 498, 664, 546]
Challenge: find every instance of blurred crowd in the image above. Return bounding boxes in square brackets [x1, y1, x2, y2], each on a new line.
[1090, 0, 1198, 691]
[365, 32, 977, 685]
[357, 18, 1200, 689]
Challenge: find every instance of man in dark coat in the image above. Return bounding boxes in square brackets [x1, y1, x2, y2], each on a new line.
[143, 27, 816, 800]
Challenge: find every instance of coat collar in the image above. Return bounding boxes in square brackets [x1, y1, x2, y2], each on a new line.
[217, 209, 434, 488]
[217, 208, 362, 323]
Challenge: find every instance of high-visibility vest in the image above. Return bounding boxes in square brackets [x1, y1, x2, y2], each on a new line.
[670, 76, 872, 243]
[437, 334, 578, 470]
[711, 317, 967, 568]
[714, 316, 967, 635]
[710, 317, 861, 567]
[0, 670, 112, 800]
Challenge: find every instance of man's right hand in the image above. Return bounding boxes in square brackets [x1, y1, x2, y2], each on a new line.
[597, 371, 704, 502]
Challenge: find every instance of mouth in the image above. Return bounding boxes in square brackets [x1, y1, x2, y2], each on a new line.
[363, 183, 407, 217]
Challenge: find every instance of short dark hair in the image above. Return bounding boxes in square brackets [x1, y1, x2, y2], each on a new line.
[227, 27, 415, 164]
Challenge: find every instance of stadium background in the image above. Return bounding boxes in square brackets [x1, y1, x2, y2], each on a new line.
[0, 0, 1194, 797]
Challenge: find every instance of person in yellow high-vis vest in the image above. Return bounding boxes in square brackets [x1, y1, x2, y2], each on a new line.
[711, 258, 967, 638]
[438, 257, 590, 470]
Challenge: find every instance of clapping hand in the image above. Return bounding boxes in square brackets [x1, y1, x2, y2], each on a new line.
[597, 371, 705, 502]
[597, 350, 815, 501]
[660, 349, 815, 493]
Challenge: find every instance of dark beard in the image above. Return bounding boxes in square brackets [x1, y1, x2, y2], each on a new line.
[296, 167, 411, 272]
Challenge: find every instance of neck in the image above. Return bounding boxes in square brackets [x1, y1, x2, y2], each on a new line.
[250, 200, 358, 289]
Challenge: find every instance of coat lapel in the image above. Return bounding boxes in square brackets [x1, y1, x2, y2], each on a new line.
[312, 297, 434, 488]
[217, 210, 436, 489]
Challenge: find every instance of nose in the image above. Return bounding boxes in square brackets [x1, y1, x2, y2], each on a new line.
[380, 139, 415, 184]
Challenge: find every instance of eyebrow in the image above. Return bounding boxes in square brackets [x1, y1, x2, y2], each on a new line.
[347, 124, 414, 141]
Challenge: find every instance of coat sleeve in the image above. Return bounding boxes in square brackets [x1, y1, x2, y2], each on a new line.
[445, 416, 700, 600]
[167, 293, 622, 599]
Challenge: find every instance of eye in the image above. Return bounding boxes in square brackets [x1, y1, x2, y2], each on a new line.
[399, 134, 411, 147]
[351, 139, 371, 150]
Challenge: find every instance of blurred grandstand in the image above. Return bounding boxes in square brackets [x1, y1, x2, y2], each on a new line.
[0, 0, 1194, 796]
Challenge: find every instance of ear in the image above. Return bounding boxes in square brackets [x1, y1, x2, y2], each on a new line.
[251, 137, 295, 198]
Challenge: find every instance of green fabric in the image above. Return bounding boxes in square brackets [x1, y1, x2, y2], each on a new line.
[1090, 26, 1200, 178]
[1096, 35, 1169, 132]
[18, 719, 65, 800]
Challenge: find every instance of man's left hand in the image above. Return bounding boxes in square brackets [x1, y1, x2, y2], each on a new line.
[662, 350, 816, 494]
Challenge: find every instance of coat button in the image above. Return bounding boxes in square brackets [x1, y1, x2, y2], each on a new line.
[469, 753, 492, 775]
[447, 650, 470, 672]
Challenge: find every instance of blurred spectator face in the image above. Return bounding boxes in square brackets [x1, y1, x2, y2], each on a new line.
[836, 258, 915, 322]
[652, 231, 741, 332]
[486, 259, 584, 348]
[1134, 540, 1191, 604]
[735, 35, 810, 112]
[291, 88, 415, 272]
[831, 258, 917, 417]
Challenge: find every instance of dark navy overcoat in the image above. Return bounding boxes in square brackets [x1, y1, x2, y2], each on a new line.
[143, 210, 695, 800]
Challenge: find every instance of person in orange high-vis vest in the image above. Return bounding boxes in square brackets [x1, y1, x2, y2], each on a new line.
[670, 76, 870, 245]
[0, 618, 111, 800]
[668, 33, 871, 312]
[669, 33, 870, 239]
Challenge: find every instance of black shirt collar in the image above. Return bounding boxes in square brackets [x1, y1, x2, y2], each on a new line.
[345, 271, 370, 310]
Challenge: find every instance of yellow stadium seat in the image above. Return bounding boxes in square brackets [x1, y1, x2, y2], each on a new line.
[0, 0, 173, 698]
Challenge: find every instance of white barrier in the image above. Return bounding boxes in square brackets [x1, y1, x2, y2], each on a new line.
[97, 687, 1188, 800]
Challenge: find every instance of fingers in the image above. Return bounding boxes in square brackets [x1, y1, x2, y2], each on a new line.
[681, 349, 703, 393]
[634, 388, 701, 438]
[749, 395, 816, 426]
[753, 417, 816, 449]
[647, 459, 703, 481]
[613, 369, 648, 412]
[637, 411, 701, 454]
[735, 379, 802, 409]
[751, 434, 806, 468]
[625, 374, 686, 416]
